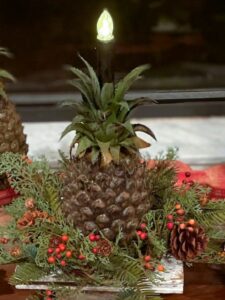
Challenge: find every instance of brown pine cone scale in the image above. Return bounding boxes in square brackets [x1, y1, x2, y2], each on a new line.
[170, 224, 208, 261]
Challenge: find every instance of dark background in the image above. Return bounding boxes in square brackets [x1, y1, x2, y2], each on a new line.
[0, 0, 225, 91]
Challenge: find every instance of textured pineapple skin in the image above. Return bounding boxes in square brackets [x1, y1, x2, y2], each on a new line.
[61, 157, 151, 241]
[0, 99, 28, 154]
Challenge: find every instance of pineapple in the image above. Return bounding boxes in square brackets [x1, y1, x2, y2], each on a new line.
[0, 47, 28, 154]
[61, 56, 156, 241]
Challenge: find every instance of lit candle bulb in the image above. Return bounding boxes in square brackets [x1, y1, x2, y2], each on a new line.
[96, 9, 115, 86]
[97, 9, 114, 42]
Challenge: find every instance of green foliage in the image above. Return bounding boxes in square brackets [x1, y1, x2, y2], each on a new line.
[117, 287, 161, 300]
[0, 152, 60, 214]
[62, 56, 156, 164]
[9, 263, 47, 285]
[0, 151, 224, 300]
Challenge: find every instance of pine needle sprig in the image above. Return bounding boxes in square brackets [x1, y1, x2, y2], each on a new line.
[9, 263, 47, 285]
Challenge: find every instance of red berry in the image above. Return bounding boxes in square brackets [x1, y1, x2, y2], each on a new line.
[177, 217, 184, 223]
[48, 256, 55, 264]
[89, 233, 96, 242]
[57, 254, 62, 259]
[145, 263, 153, 270]
[140, 232, 147, 240]
[136, 230, 142, 236]
[47, 248, 54, 254]
[92, 247, 99, 254]
[166, 222, 174, 230]
[144, 255, 151, 262]
[140, 223, 147, 230]
[189, 180, 194, 186]
[60, 260, 67, 266]
[61, 234, 69, 242]
[46, 298, 52, 300]
[166, 214, 173, 221]
[59, 243, 66, 251]
[187, 226, 194, 232]
[176, 209, 185, 216]
[46, 290, 52, 296]
[55, 247, 61, 254]
[78, 254, 86, 260]
[66, 251, 72, 258]
[185, 171, 191, 178]
[95, 234, 100, 241]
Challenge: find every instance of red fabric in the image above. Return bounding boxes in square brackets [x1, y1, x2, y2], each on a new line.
[174, 161, 225, 199]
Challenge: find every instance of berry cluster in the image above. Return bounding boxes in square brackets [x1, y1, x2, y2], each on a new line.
[0, 237, 9, 244]
[89, 233, 101, 254]
[89, 233, 113, 257]
[47, 234, 73, 267]
[166, 203, 186, 231]
[143, 255, 165, 272]
[182, 171, 194, 186]
[136, 223, 148, 240]
[166, 203, 196, 232]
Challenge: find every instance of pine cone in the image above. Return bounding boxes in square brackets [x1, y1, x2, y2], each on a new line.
[170, 224, 208, 261]
[97, 239, 112, 257]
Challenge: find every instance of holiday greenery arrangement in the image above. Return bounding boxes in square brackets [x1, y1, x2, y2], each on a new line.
[0, 58, 225, 300]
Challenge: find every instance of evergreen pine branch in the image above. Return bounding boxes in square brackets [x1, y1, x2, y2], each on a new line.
[9, 263, 47, 285]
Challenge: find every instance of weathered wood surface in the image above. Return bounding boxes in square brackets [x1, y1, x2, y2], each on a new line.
[16, 257, 184, 295]
[1, 262, 225, 299]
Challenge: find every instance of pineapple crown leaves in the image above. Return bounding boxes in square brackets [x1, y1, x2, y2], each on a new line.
[61, 55, 157, 165]
[0, 47, 16, 99]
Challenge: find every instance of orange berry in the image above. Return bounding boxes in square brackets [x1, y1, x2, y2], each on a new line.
[188, 219, 195, 226]
[157, 264, 165, 272]
[179, 223, 186, 230]
[144, 255, 151, 262]
[175, 204, 181, 210]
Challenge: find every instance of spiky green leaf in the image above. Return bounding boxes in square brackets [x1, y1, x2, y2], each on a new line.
[76, 136, 95, 156]
[79, 55, 101, 108]
[133, 124, 157, 141]
[101, 82, 114, 108]
[0, 69, 15, 82]
[60, 123, 76, 140]
[115, 65, 150, 102]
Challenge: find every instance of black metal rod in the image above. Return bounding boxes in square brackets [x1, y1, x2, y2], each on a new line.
[97, 40, 115, 86]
